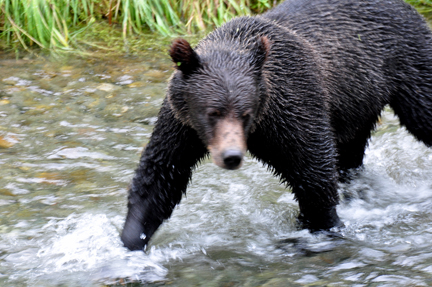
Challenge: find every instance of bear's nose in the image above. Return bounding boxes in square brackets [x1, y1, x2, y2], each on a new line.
[222, 149, 243, 170]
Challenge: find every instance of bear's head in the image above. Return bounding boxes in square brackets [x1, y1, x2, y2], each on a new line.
[167, 36, 270, 170]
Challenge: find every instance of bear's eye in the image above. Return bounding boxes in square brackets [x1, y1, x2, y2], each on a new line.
[207, 109, 221, 126]
[207, 110, 221, 118]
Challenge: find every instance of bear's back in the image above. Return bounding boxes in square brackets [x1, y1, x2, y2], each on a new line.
[262, 0, 430, 62]
[263, 0, 422, 30]
[262, 0, 432, 143]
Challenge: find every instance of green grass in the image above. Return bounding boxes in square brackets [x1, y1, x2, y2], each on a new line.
[0, 0, 96, 51]
[0, 0, 431, 53]
[0, 0, 278, 52]
[406, 0, 432, 12]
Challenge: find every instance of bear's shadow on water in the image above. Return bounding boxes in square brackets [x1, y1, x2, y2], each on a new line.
[275, 230, 346, 257]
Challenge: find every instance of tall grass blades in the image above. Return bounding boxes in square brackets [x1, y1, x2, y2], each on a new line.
[0, 0, 430, 52]
[0, 0, 96, 51]
[119, 0, 269, 37]
[122, 0, 182, 37]
[0, 0, 281, 51]
[175, 0, 251, 33]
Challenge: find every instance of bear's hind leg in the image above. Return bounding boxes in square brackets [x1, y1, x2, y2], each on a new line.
[390, 84, 432, 147]
[389, 40, 432, 146]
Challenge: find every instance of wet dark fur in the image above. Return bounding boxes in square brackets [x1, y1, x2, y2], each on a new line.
[122, 0, 432, 250]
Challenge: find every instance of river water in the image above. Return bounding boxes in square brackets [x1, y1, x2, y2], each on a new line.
[1, 46, 432, 287]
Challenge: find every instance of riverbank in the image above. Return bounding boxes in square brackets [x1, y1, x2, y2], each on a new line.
[0, 0, 431, 56]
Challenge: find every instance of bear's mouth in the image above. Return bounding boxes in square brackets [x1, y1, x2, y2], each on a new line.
[208, 117, 246, 170]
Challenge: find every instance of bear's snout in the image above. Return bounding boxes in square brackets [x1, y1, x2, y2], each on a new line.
[211, 147, 244, 170]
[222, 149, 243, 170]
[208, 117, 246, 170]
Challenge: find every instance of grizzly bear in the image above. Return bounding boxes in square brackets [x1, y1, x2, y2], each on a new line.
[121, 0, 432, 250]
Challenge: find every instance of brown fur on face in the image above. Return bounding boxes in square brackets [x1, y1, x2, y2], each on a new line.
[208, 116, 247, 170]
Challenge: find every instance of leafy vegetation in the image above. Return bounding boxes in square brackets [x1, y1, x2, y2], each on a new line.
[406, 0, 432, 13]
[0, 0, 431, 53]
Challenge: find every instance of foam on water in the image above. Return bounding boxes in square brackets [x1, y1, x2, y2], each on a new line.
[3, 213, 171, 286]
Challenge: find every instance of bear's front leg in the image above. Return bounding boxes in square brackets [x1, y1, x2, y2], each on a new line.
[248, 110, 342, 232]
[296, 196, 341, 232]
[286, 144, 342, 232]
[121, 101, 207, 251]
[289, 141, 343, 232]
[283, 166, 342, 232]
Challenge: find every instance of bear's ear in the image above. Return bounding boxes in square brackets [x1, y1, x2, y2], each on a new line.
[250, 36, 270, 69]
[169, 38, 201, 76]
